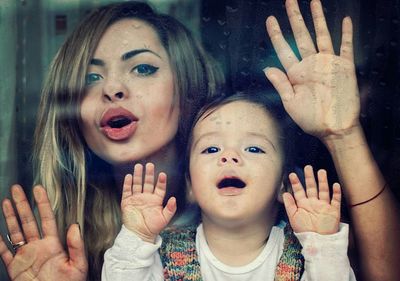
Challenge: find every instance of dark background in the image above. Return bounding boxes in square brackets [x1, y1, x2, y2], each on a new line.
[1, 0, 399, 279]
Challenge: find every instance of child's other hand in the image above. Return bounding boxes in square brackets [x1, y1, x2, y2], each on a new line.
[121, 163, 177, 243]
[283, 165, 341, 235]
[264, 0, 360, 141]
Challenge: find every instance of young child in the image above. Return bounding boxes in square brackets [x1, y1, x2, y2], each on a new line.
[102, 93, 356, 280]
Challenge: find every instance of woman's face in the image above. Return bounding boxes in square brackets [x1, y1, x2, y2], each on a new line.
[80, 19, 179, 165]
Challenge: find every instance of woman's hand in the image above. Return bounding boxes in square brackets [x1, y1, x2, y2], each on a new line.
[265, 0, 360, 140]
[283, 165, 341, 235]
[0, 185, 87, 280]
[121, 163, 177, 243]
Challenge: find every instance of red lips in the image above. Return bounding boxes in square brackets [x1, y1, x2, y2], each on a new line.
[100, 107, 138, 141]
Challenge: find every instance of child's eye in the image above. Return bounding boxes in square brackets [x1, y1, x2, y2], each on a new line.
[85, 73, 103, 86]
[245, 146, 265, 153]
[132, 64, 159, 76]
[201, 146, 220, 154]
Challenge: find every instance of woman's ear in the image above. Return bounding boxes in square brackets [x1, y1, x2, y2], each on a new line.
[185, 176, 197, 203]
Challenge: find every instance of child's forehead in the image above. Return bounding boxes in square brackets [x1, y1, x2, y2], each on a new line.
[193, 101, 279, 136]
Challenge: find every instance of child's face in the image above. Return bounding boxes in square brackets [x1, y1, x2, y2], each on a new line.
[189, 101, 284, 225]
[80, 19, 180, 165]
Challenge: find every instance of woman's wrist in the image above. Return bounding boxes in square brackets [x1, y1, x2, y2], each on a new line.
[320, 123, 366, 154]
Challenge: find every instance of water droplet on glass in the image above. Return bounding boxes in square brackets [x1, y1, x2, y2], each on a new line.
[226, 6, 238, 13]
[217, 19, 226, 26]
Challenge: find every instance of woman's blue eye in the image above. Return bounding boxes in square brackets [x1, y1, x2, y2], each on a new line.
[245, 146, 265, 153]
[201, 147, 220, 154]
[85, 73, 103, 86]
[133, 64, 159, 76]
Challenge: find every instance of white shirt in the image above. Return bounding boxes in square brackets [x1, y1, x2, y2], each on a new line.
[102, 223, 356, 281]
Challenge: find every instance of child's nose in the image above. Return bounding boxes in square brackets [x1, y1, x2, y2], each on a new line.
[219, 150, 242, 165]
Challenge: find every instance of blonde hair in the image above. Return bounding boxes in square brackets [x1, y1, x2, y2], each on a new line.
[33, 2, 224, 280]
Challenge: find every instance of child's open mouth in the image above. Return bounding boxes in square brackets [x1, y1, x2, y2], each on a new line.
[217, 177, 246, 189]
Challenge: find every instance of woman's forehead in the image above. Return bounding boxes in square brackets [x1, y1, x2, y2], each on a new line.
[93, 19, 164, 58]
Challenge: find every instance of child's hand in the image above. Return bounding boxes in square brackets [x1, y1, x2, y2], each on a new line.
[121, 163, 177, 243]
[265, 0, 360, 140]
[283, 165, 341, 235]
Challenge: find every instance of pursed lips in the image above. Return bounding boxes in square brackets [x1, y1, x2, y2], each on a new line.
[99, 107, 139, 141]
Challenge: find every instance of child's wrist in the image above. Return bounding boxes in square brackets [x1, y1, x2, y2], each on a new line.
[123, 224, 158, 244]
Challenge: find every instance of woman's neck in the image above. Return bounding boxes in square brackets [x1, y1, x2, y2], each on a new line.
[201, 211, 277, 267]
[112, 140, 180, 197]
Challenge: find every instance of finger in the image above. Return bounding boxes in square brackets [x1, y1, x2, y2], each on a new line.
[304, 165, 318, 198]
[286, 0, 317, 58]
[331, 183, 342, 209]
[282, 192, 298, 219]
[66, 224, 88, 274]
[132, 163, 144, 194]
[0, 234, 13, 267]
[122, 174, 133, 200]
[317, 169, 330, 203]
[162, 197, 177, 224]
[33, 185, 59, 238]
[143, 163, 155, 193]
[288, 172, 307, 201]
[154, 172, 167, 199]
[11, 185, 40, 242]
[266, 16, 299, 70]
[2, 198, 25, 247]
[340, 17, 354, 62]
[310, 0, 334, 54]
[264, 67, 295, 103]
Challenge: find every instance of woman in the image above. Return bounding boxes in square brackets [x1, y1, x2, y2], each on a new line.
[1, 0, 400, 280]
[0, 2, 224, 280]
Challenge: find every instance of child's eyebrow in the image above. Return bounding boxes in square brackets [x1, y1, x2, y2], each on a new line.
[246, 132, 277, 152]
[192, 131, 219, 149]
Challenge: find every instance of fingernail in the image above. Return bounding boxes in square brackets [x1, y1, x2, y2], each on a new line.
[263, 66, 270, 73]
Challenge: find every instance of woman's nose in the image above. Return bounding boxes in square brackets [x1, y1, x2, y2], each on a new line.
[103, 91, 125, 102]
[103, 77, 128, 102]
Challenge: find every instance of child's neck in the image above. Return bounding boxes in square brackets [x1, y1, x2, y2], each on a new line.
[201, 210, 278, 267]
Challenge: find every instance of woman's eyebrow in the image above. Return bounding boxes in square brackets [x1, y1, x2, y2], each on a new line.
[89, 48, 162, 66]
[89, 58, 104, 66]
[121, 48, 161, 61]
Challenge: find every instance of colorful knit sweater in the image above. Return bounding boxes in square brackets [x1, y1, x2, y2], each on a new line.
[159, 223, 304, 281]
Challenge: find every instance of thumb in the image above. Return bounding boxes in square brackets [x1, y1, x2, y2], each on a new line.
[66, 223, 88, 274]
[264, 67, 295, 103]
[162, 197, 177, 224]
[282, 192, 297, 220]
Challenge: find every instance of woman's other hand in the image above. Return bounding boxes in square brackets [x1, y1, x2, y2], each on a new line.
[0, 185, 87, 280]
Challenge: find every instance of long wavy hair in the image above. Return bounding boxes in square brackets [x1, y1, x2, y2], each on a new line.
[32, 2, 224, 279]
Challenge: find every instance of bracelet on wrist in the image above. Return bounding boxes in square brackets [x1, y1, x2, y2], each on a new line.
[349, 183, 387, 208]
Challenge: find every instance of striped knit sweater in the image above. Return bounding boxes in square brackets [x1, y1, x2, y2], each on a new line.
[159, 223, 304, 281]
